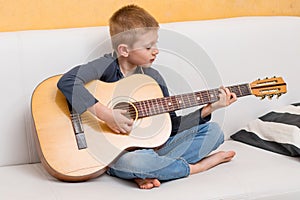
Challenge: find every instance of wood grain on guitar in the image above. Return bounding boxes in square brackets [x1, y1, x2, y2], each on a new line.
[31, 74, 286, 182]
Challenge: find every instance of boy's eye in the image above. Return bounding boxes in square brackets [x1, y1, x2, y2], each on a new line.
[145, 41, 158, 50]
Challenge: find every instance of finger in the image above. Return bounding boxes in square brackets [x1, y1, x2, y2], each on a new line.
[223, 87, 231, 95]
[119, 117, 133, 126]
[229, 93, 237, 104]
[231, 92, 237, 100]
[113, 109, 128, 118]
[219, 90, 228, 104]
[119, 109, 128, 114]
[218, 88, 226, 99]
[223, 87, 237, 101]
[111, 127, 120, 134]
[117, 124, 128, 134]
[218, 86, 226, 94]
[111, 122, 125, 134]
[115, 120, 132, 133]
[117, 109, 135, 123]
[127, 118, 134, 126]
[122, 123, 132, 133]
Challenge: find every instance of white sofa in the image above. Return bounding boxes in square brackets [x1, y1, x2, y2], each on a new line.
[0, 17, 299, 199]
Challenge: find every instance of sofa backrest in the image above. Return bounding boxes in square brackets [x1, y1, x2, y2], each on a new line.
[0, 17, 299, 166]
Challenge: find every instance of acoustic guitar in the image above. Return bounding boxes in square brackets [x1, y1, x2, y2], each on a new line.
[31, 74, 286, 182]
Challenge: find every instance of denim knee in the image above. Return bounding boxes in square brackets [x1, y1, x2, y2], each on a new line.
[207, 122, 224, 146]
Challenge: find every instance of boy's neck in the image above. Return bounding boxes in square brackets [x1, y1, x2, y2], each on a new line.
[118, 57, 138, 77]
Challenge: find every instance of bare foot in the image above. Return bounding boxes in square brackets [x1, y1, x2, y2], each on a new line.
[189, 151, 236, 175]
[134, 178, 161, 189]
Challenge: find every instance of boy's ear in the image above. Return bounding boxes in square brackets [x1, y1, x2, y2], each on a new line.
[117, 44, 129, 57]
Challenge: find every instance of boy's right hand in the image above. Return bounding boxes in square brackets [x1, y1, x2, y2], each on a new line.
[102, 109, 134, 134]
[88, 102, 134, 134]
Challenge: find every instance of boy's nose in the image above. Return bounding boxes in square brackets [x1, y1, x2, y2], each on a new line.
[152, 47, 159, 55]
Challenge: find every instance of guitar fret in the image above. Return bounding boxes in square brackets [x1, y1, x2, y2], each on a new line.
[164, 98, 169, 112]
[228, 84, 251, 97]
[174, 96, 179, 109]
[206, 90, 210, 102]
[202, 90, 209, 102]
[156, 98, 165, 114]
[229, 86, 241, 97]
[208, 90, 214, 102]
[157, 98, 162, 110]
[237, 85, 242, 97]
[143, 100, 150, 116]
[191, 93, 197, 106]
[182, 94, 189, 108]
[157, 98, 163, 113]
[212, 90, 217, 102]
[143, 100, 148, 116]
[172, 96, 178, 110]
[179, 95, 185, 108]
[229, 86, 237, 96]
[189, 94, 194, 106]
[243, 84, 251, 95]
[160, 99, 166, 113]
[166, 97, 172, 111]
[134, 102, 141, 117]
[195, 92, 204, 105]
[153, 99, 159, 114]
[148, 100, 155, 115]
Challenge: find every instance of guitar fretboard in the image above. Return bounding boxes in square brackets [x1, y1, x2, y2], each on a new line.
[133, 83, 251, 118]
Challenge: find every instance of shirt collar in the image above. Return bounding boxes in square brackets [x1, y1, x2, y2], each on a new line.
[111, 51, 144, 77]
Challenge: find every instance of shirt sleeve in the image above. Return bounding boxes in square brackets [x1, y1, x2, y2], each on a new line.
[57, 57, 114, 114]
[170, 107, 211, 136]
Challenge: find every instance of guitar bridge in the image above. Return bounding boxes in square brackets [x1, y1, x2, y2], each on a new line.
[68, 103, 87, 150]
[75, 132, 87, 150]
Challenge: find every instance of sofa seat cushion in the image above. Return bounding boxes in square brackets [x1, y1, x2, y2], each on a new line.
[0, 140, 299, 200]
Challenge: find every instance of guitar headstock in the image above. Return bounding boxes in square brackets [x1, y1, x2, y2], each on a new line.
[250, 76, 287, 99]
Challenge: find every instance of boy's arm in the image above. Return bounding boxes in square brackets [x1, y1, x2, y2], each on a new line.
[57, 56, 114, 114]
[57, 62, 133, 134]
[57, 65, 101, 114]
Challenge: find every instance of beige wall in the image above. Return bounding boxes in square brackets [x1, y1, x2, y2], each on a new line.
[1, 0, 300, 32]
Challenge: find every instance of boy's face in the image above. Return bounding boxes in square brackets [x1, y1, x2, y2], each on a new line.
[127, 30, 159, 68]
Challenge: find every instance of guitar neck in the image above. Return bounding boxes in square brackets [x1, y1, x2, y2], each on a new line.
[133, 83, 251, 118]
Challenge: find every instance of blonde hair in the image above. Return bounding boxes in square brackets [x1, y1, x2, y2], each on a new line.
[109, 5, 159, 50]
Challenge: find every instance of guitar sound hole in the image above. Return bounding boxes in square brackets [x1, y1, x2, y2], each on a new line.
[113, 102, 137, 120]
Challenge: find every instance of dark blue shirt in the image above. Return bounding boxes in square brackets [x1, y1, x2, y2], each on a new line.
[57, 53, 211, 136]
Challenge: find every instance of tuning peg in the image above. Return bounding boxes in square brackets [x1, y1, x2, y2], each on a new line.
[260, 95, 266, 100]
[276, 93, 282, 99]
[268, 95, 273, 100]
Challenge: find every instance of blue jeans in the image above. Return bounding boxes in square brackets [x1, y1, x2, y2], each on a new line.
[106, 122, 224, 181]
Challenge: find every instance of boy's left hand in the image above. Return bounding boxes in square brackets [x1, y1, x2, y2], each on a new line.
[211, 86, 237, 111]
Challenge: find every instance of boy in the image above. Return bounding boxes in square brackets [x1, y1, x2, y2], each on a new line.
[57, 5, 237, 189]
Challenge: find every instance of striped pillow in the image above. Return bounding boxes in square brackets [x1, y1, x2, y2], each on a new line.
[231, 103, 300, 157]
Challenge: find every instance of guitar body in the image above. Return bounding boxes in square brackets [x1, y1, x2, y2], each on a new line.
[31, 74, 171, 182]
